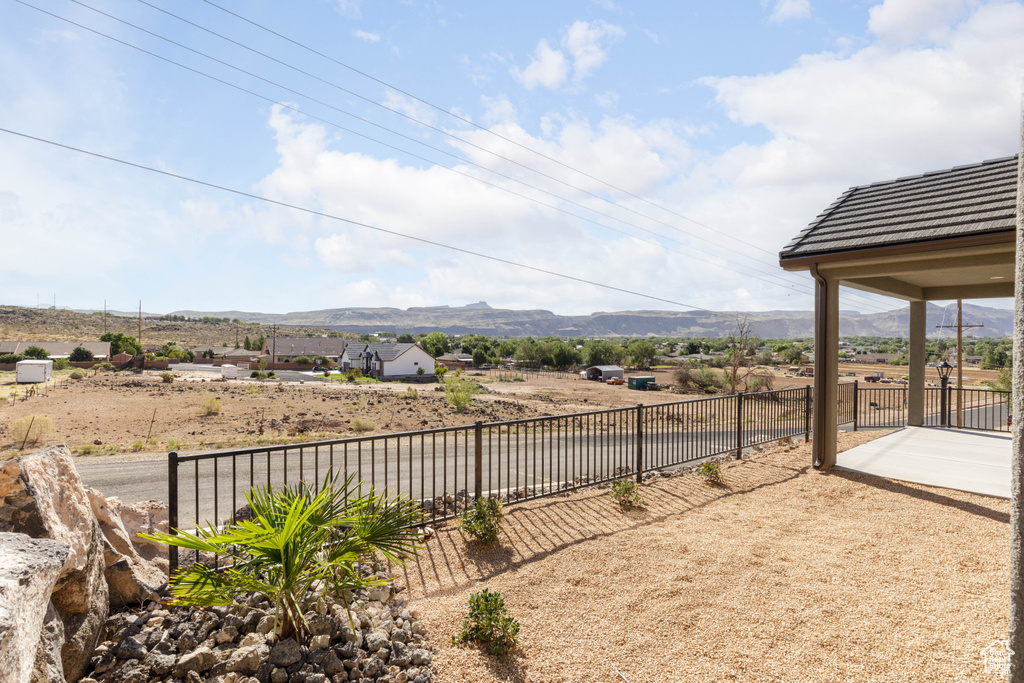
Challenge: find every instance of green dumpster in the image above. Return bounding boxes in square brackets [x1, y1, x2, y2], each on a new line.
[628, 376, 656, 390]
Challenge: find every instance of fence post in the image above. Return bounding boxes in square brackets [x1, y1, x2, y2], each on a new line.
[735, 392, 744, 459]
[852, 380, 859, 431]
[635, 404, 644, 484]
[804, 385, 812, 443]
[474, 420, 483, 500]
[168, 450, 178, 574]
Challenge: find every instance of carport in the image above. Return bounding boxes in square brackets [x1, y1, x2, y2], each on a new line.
[778, 155, 1018, 470]
[585, 365, 624, 381]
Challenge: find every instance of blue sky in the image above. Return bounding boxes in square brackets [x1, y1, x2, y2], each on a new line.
[1, 0, 1022, 317]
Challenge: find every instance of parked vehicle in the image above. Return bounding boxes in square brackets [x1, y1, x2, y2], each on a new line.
[864, 372, 884, 383]
[606, 377, 625, 385]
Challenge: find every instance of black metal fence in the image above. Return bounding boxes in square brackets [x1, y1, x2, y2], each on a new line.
[166, 381, 1010, 571]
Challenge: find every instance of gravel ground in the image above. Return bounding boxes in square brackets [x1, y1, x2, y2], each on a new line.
[399, 431, 1009, 682]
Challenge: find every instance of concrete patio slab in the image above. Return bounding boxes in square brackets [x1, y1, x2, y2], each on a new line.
[835, 426, 1010, 499]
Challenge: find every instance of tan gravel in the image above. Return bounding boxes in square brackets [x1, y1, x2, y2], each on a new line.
[400, 430, 1009, 682]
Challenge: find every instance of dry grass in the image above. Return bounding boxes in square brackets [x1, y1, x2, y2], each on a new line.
[401, 431, 1009, 682]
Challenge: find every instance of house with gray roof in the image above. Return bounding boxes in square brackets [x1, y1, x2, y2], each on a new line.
[341, 342, 435, 378]
[262, 337, 351, 363]
[0, 341, 111, 359]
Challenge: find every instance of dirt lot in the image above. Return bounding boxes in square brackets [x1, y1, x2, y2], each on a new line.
[0, 362, 1002, 456]
[401, 430, 1009, 682]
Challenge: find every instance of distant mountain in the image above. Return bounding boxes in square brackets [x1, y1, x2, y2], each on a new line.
[167, 301, 1013, 338]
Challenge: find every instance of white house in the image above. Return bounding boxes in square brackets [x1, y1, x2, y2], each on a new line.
[341, 343, 435, 378]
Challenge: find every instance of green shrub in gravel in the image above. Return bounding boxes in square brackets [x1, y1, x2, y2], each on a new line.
[458, 496, 503, 544]
[453, 588, 520, 656]
[698, 460, 722, 484]
[610, 478, 645, 508]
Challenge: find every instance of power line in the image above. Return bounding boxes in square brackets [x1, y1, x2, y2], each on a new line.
[0, 126, 743, 318]
[26, 1, 892, 313]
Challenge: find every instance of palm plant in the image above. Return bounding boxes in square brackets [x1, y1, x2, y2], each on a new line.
[141, 473, 424, 643]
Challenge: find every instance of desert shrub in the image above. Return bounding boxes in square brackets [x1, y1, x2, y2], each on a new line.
[444, 374, 480, 411]
[416, 367, 425, 375]
[402, 387, 419, 399]
[610, 479, 645, 508]
[130, 440, 144, 452]
[692, 366, 720, 392]
[69, 346, 94, 362]
[453, 588, 520, 656]
[266, 372, 276, 379]
[11, 415, 56, 449]
[0, 354, 25, 363]
[434, 362, 448, 377]
[160, 372, 175, 383]
[294, 356, 312, 365]
[199, 397, 222, 416]
[313, 355, 329, 366]
[246, 384, 260, 395]
[69, 370, 86, 380]
[23, 346, 49, 360]
[673, 366, 693, 388]
[350, 418, 375, 433]
[745, 374, 764, 392]
[52, 358, 71, 371]
[345, 368, 363, 382]
[166, 438, 186, 452]
[459, 497, 503, 544]
[250, 371, 263, 378]
[141, 473, 424, 644]
[697, 461, 722, 484]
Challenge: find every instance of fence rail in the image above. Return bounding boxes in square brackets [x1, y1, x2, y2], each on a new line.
[167, 382, 1009, 571]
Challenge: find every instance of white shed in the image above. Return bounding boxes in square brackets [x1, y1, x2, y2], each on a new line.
[220, 364, 238, 379]
[16, 359, 53, 384]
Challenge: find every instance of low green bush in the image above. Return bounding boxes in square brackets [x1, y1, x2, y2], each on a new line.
[69, 370, 86, 380]
[444, 374, 480, 411]
[294, 356, 312, 365]
[69, 346, 94, 362]
[453, 588, 520, 656]
[0, 354, 25, 364]
[199, 397, 222, 416]
[610, 479, 645, 508]
[697, 461, 722, 484]
[160, 372, 174, 383]
[459, 497, 503, 544]
[350, 418, 375, 433]
[52, 358, 71, 370]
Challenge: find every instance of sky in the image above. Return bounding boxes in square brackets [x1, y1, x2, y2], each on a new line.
[1, 0, 1022, 318]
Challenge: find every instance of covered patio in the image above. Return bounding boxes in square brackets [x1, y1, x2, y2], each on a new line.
[779, 155, 1018, 470]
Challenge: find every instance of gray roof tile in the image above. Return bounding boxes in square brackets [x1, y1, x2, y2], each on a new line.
[780, 155, 1018, 260]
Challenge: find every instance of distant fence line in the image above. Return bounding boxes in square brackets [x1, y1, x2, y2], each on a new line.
[167, 382, 1009, 571]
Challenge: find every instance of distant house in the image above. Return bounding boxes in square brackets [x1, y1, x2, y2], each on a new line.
[0, 341, 111, 359]
[262, 337, 350, 364]
[190, 345, 235, 358]
[855, 353, 901, 364]
[436, 352, 473, 370]
[584, 365, 624, 381]
[341, 343, 435, 378]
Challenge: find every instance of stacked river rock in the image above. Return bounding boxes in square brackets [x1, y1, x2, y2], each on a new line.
[82, 577, 434, 683]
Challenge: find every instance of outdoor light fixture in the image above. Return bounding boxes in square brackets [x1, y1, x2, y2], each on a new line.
[937, 361, 953, 427]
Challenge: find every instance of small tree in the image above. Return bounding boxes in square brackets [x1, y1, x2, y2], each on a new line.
[69, 346, 94, 362]
[627, 340, 657, 369]
[23, 346, 49, 360]
[444, 374, 480, 411]
[472, 348, 488, 367]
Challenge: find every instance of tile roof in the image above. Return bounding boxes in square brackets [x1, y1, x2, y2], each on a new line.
[780, 155, 1018, 260]
[351, 342, 419, 362]
[270, 337, 350, 357]
[0, 341, 112, 358]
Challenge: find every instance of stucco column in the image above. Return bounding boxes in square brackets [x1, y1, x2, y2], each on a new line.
[811, 265, 839, 469]
[907, 300, 926, 427]
[1009, 104, 1024, 683]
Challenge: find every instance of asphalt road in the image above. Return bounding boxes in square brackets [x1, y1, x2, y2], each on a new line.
[172, 363, 324, 384]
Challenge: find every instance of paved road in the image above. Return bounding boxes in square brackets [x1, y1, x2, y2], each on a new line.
[173, 363, 324, 384]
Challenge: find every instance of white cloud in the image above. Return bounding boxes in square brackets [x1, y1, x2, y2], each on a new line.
[512, 39, 570, 90]
[868, 0, 976, 44]
[382, 90, 437, 126]
[764, 0, 812, 23]
[335, 0, 362, 19]
[594, 90, 619, 109]
[352, 29, 380, 42]
[512, 21, 624, 90]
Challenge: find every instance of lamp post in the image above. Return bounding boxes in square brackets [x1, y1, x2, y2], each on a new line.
[937, 361, 953, 427]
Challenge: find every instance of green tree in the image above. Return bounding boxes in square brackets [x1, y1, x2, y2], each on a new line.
[472, 348, 488, 366]
[421, 332, 450, 358]
[397, 333, 415, 344]
[101, 333, 143, 357]
[627, 340, 657, 369]
[783, 347, 805, 364]
[582, 340, 626, 367]
[23, 346, 49, 359]
[69, 346, 94, 362]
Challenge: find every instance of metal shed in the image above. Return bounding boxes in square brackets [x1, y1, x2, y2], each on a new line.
[16, 359, 53, 384]
[585, 365, 624, 381]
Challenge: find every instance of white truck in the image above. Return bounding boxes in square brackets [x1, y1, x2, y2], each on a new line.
[16, 359, 53, 384]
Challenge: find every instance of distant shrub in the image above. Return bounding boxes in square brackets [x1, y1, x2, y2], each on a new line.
[294, 356, 312, 365]
[610, 479, 645, 508]
[94, 362, 114, 372]
[0, 354, 25, 364]
[160, 372, 174, 383]
[697, 461, 722, 484]
[69, 347, 94, 362]
[346, 368, 363, 382]
[166, 438, 186, 452]
[313, 355, 329, 366]
[350, 418, 375, 433]
[69, 370, 86, 380]
[459, 497, 503, 545]
[266, 372, 275, 379]
[453, 588, 520, 656]
[692, 366, 721, 392]
[11, 415, 56, 449]
[23, 346, 49, 360]
[130, 440, 144, 452]
[199, 397, 222, 416]
[250, 371, 262, 378]
[52, 358, 71, 371]
[402, 387, 418, 399]
[673, 366, 693, 389]
[444, 374, 480, 412]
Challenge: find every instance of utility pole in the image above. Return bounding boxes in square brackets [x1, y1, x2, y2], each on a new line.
[138, 300, 142, 350]
[103, 300, 107, 336]
[935, 299, 984, 427]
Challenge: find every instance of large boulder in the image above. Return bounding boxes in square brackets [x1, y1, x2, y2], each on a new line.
[0, 532, 68, 683]
[85, 488, 168, 608]
[0, 446, 110, 682]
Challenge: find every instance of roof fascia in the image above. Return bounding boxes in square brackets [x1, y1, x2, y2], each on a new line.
[779, 230, 1014, 271]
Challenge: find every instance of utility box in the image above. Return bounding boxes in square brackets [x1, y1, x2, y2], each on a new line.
[628, 375, 656, 390]
[16, 359, 53, 384]
[221, 364, 237, 379]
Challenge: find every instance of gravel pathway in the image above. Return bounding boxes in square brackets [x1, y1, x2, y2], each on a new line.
[399, 431, 1009, 682]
